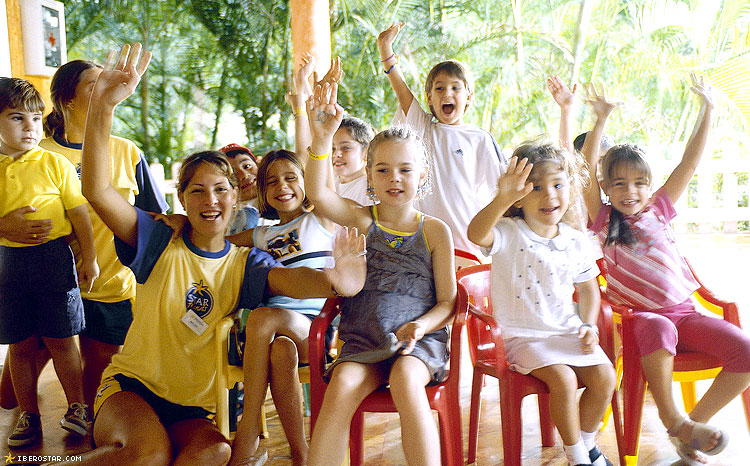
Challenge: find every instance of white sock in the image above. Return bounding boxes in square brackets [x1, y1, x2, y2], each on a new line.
[564, 437, 590, 465]
[581, 429, 596, 450]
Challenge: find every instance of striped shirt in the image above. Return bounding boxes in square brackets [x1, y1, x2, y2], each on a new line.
[590, 187, 698, 311]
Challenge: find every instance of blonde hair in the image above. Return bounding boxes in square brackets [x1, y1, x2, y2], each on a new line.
[366, 126, 432, 199]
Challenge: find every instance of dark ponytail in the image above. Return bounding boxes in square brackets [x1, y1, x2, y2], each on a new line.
[604, 208, 637, 246]
[43, 60, 101, 138]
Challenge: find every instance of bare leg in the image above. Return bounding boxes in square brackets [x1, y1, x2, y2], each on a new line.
[641, 349, 682, 429]
[530, 364, 581, 445]
[229, 308, 311, 466]
[2, 343, 52, 410]
[8, 336, 43, 413]
[573, 363, 617, 433]
[690, 370, 750, 423]
[169, 418, 232, 466]
[269, 336, 307, 466]
[48, 391, 172, 466]
[41, 336, 84, 405]
[79, 336, 121, 408]
[308, 362, 385, 466]
[389, 356, 439, 466]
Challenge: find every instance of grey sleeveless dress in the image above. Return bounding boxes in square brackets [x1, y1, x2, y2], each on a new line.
[325, 210, 450, 383]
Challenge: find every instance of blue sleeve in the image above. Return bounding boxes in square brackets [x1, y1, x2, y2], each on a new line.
[134, 154, 169, 213]
[114, 208, 173, 283]
[238, 248, 282, 310]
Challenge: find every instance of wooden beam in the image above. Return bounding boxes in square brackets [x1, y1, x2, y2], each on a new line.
[5, 0, 23, 77]
[290, 0, 331, 79]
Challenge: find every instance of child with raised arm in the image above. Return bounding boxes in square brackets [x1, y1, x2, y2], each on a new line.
[582, 76, 750, 466]
[377, 22, 506, 259]
[0, 77, 99, 447]
[60, 43, 366, 466]
[304, 83, 456, 466]
[467, 141, 616, 466]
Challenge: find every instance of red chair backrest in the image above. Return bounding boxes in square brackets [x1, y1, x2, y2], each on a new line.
[456, 264, 497, 366]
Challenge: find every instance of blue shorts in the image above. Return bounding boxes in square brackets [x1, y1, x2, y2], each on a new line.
[0, 238, 84, 344]
[94, 374, 213, 431]
[80, 298, 134, 345]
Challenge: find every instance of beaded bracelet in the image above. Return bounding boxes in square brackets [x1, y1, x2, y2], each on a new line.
[307, 146, 330, 161]
[381, 53, 396, 63]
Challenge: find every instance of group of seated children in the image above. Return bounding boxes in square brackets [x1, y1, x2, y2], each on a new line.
[0, 22, 748, 466]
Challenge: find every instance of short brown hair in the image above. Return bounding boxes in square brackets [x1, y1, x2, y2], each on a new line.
[256, 149, 311, 220]
[177, 151, 238, 195]
[0, 78, 45, 114]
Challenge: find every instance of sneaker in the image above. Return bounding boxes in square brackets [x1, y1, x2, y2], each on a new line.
[8, 411, 41, 448]
[60, 402, 89, 436]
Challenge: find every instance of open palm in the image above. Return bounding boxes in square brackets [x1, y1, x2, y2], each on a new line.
[92, 43, 152, 107]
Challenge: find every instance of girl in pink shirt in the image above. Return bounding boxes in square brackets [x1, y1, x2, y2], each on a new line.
[583, 76, 750, 466]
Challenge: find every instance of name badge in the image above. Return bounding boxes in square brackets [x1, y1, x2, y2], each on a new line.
[181, 310, 209, 336]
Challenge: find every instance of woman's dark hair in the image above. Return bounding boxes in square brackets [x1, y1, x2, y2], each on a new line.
[256, 149, 311, 220]
[599, 143, 652, 246]
[177, 151, 238, 195]
[44, 60, 101, 138]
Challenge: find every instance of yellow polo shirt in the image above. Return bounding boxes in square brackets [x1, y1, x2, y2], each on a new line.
[0, 146, 86, 247]
[40, 136, 141, 301]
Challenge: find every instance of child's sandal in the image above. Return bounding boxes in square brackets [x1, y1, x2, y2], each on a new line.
[237, 447, 268, 466]
[668, 417, 728, 456]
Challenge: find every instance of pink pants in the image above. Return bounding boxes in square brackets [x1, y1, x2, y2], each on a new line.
[631, 300, 750, 372]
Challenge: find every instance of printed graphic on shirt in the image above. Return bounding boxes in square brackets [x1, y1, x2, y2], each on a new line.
[185, 280, 214, 318]
[266, 228, 301, 259]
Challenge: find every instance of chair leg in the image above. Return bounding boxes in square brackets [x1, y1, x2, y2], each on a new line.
[622, 352, 647, 465]
[499, 386, 524, 466]
[217, 382, 231, 438]
[349, 409, 365, 466]
[436, 399, 463, 466]
[680, 381, 698, 413]
[467, 370, 484, 464]
[537, 392, 555, 447]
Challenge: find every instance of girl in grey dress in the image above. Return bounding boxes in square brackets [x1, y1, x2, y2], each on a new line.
[304, 83, 457, 466]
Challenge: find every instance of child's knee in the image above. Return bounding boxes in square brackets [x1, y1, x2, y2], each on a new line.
[183, 440, 231, 466]
[244, 307, 279, 336]
[270, 336, 299, 366]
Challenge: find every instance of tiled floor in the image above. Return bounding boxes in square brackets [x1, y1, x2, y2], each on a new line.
[0, 335, 748, 465]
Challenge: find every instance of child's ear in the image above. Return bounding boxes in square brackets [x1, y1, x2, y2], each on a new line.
[465, 90, 474, 109]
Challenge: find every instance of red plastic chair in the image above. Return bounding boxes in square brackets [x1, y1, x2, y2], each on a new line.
[308, 290, 468, 466]
[606, 261, 750, 466]
[457, 264, 617, 466]
[455, 248, 483, 271]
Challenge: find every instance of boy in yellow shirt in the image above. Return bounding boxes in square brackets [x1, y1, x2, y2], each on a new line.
[0, 77, 99, 448]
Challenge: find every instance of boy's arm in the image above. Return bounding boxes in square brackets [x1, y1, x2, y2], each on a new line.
[286, 53, 316, 164]
[377, 22, 415, 116]
[305, 83, 373, 230]
[547, 76, 577, 153]
[267, 226, 366, 298]
[67, 204, 99, 292]
[82, 44, 151, 248]
[575, 277, 601, 352]
[467, 156, 533, 248]
[581, 83, 620, 222]
[662, 74, 714, 204]
[0, 207, 52, 244]
[226, 227, 255, 248]
[396, 217, 456, 355]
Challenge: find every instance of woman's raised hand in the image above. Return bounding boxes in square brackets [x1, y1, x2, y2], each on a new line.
[93, 43, 152, 107]
[583, 83, 622, 119]
[497, 156, 534, 204]
[325, 226, 367, 297]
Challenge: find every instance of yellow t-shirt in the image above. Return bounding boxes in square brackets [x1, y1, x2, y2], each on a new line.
[102, 210, 279, 411]
[0, 146, 86, 247]
[39, 136, 141, 302]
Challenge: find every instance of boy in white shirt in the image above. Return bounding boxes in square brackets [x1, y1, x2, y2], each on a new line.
[377, 22, 506, 259]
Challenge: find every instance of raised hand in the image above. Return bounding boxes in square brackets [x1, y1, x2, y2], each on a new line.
[583, 83, 622, 119]
[315, 56, 343, 88]
[690, 73, 714, 110]
[547, 75, 577, 109]
[377, 22, 404, 52]
[306, 82, 344, 144]
[325, 226, 367, 297]
[395, 321, 426, 355]
[497, 156, 534, 204]
[0, 206, 52, 244]
[93, 43, 152, 107]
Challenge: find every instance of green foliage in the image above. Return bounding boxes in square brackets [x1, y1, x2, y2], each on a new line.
[62, 0, 750, 167]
